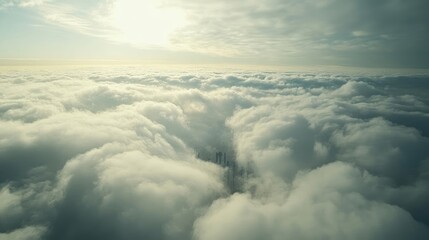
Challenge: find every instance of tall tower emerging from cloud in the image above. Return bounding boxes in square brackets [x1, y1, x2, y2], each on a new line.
[215, 152, 222, 164]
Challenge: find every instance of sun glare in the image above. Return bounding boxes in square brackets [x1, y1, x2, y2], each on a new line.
[112, 0, 186, 48]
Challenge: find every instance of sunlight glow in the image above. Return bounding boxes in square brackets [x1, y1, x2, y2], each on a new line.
[112, 0, 186, 48]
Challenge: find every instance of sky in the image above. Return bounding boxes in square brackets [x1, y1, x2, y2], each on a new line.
[1, 67, 429, 239]
[1, 0, 429, 68]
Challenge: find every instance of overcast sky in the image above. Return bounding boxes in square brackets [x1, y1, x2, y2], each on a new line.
[1, 0, 429, 68]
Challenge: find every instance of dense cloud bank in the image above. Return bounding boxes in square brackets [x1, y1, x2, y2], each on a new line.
[0, 67, 429, 239]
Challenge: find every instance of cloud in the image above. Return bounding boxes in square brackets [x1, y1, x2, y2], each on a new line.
[171, 0, 429, 66]
[3, 0, 428, 67]
[194, 162, 429, 240]
[0, 67, 429, 239]
[0, 0, 46, 9]
[0, 226, 46, 240]
[331, 117, 429, 184]
[45, 144, 224, 240]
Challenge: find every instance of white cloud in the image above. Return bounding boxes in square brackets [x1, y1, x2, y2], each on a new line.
[0, 67, 429, 239]
[0, 226, 46, 240]
[194, 163, 429, 240]
[352, 30, 369, 37]
[0, 0, 46, 9]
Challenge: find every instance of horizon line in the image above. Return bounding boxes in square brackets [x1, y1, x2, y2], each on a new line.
[1, 58, 429, 74]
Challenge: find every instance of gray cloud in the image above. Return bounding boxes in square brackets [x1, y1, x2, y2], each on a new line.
[0, 67, 429, 239]
[170, 0, 429, 67]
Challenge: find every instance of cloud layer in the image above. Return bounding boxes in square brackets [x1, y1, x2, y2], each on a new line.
[1, 67, 429, 239]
